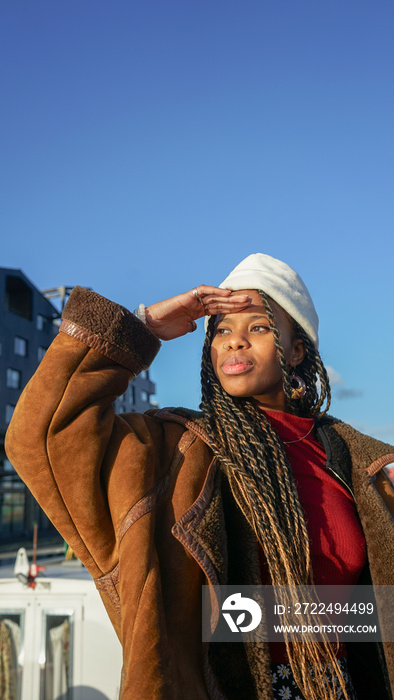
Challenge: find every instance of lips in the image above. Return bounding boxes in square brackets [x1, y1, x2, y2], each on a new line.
[221, 355, 254, 375]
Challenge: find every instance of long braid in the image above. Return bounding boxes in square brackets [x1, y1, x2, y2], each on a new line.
[258, 291, 331, 417]
[201, 321, 312, 584]
[200, 301, 348, 700]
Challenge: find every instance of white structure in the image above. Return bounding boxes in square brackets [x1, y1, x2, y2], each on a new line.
[0, 557, 122, 700]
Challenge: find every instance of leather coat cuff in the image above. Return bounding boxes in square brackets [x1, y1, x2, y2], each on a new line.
[60, 286, 161, 374]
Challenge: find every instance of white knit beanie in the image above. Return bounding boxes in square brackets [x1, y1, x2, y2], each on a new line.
[205, 253, 319, 348]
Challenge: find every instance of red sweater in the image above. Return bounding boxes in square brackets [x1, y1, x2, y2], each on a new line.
[259, 409, 367, 661]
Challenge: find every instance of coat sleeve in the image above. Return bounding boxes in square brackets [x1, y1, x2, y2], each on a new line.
[5, 287, 162, 578]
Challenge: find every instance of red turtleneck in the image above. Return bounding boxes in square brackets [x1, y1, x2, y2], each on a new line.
[258, 409, 367, 662]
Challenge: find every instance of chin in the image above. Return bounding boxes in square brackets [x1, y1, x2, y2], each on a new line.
[221, 386, 256, 399]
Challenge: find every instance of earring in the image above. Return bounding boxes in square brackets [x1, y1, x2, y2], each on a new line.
[288, 367, 307, 400]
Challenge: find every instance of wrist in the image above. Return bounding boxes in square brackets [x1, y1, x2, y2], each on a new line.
[133, 303, 146, 324]
[135, 304, 162, 339]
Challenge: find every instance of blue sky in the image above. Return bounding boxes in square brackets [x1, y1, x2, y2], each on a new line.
[1, 1, 393, 443]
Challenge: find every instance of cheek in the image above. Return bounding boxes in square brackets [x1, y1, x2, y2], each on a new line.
[210, 346, 220, 377]
[277, 330, 295, 363]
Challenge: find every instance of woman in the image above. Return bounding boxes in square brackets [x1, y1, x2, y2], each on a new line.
[5, 253, 394, 700]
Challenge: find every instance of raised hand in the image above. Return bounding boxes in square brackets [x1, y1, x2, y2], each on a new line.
[145, 286, 252, 340]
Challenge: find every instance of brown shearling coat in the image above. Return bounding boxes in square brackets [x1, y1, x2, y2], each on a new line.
[5, 287, 394, 700]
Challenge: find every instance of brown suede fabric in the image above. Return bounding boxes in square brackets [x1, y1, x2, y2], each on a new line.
[5, 287, 394, 700]
[62, 286, 161, 371]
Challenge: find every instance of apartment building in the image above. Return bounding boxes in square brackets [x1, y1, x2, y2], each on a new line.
[0, 269, 157, 542]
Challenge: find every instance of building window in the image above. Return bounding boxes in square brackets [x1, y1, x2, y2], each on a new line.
[0, 487, 25, 535]
[14, 337, 27, 357]
[141, 391, 149, 402]
[39, 612, 74, 697]
[38, 347, 47, 362]
[5, 275, 33, 320]
[0, 458, 13, 474]
[5, 404, 15, 424]
[0, 611, 24, 689]
[37, 314, 46, 331]
[6, 368, 21, 389]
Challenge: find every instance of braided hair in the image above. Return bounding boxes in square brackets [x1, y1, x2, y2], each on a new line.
[200, 291, 348, 700]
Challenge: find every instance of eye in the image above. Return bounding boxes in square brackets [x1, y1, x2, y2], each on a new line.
[251, 324, 270, 333]
[215, 327, 230, 336]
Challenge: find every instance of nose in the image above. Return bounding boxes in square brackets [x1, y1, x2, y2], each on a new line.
[223, 332, 250, 350]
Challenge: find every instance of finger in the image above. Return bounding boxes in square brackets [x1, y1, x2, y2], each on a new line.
[191, 285, 231, 296]
[191, 288, 251, 309]
[202, 293, 252, 305]
[191, 285, 250, 299]
[199, 294, 252, 311]
[196, 301, 252, 320]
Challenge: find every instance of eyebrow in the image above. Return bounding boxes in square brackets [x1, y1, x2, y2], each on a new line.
[217, 313, 270, 324]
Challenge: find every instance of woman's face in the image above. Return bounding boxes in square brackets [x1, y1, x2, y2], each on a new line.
[210, 289, 305, 411]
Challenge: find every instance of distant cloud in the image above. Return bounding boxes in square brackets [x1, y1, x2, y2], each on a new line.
[325, 366, 362, 400]
[326, 366, 344, 386]
[336, 388, 364, 400]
